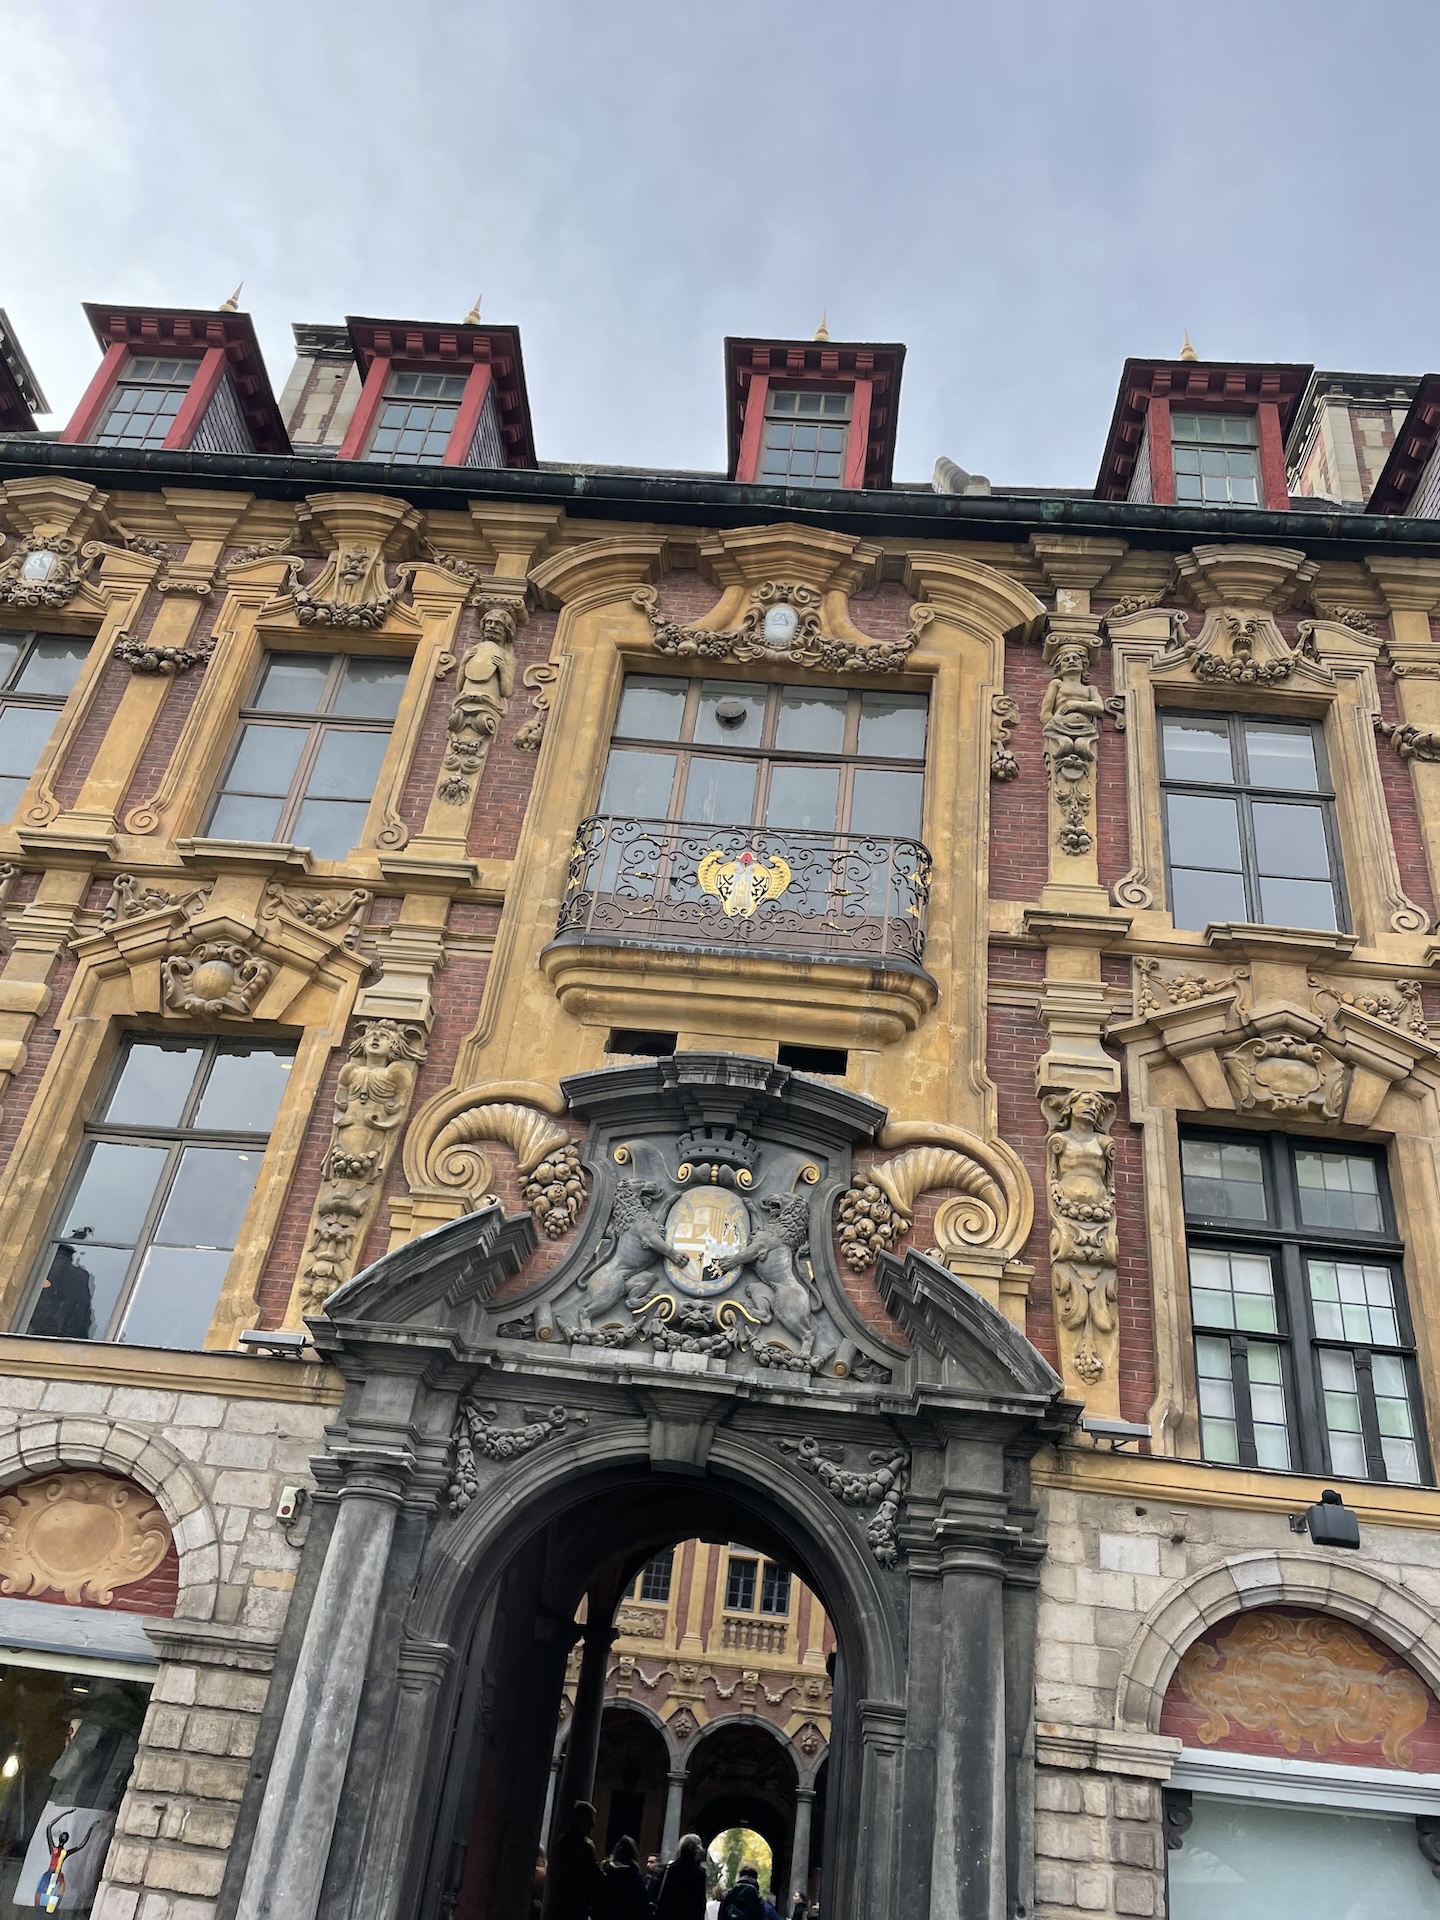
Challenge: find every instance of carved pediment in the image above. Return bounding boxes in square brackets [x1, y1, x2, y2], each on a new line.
[633, 576, 931, 676]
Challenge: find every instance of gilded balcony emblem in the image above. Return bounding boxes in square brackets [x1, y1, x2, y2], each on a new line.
[697, 846, 792, 917]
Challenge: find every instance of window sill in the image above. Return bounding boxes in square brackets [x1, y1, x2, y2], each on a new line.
[1204, 922, 1358, 963]
[0, 1330, 342, 1404]
[175, 837, 314, 875]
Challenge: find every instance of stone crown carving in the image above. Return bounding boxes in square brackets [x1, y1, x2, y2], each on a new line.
[162, 936, 273, 1019]
[634, 581, 930, 674]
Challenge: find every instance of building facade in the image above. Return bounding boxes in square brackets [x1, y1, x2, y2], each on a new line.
[0, 307, 1436, 1919]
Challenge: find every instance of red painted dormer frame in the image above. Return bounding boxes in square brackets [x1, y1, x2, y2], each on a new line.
[62, 305, 290, 453]
[1095, 358, 1313, 508]
[338, 319, 536, 468]
[1367, 374, 1440, 515]
[726, 338, 906, 490]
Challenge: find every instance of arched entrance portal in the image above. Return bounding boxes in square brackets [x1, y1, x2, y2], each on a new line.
[224, 1057, 1070, 1920]
[685, 1722, 798, 1897]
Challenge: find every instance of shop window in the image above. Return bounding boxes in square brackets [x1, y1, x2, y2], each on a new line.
[0, 1665, 150, 1915]
[365, 371, 469, 464]
[633, 1550, 674, 1604]
[91, 356, 197, 449]
[0, 632, 89, 818]
[1160, 713, 1344, 932]
[1170, 410, 1262, 506]
[204, 651, 408, 859]
[1168, 1793, 1439, 1918]
[1182, 1131, 1428, 1483]
[598, 676, 927, 841]
[20, 1037, 294, 1350]
[760, 389, 852, 488]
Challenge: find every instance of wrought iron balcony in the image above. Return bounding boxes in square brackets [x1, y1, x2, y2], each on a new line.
[552, 816, 933, 971]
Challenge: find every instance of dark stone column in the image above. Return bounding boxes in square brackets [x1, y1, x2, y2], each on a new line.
[551, 1608, 618, 1834]
[660, 1768, 687, 1860]
[790, 1788, 816, 1910]
[931, 1525, 1009, 1920]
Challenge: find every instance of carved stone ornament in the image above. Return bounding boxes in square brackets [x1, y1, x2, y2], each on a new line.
[286, 545, 397, 629]
[161, 937, 273, 1019]
[1310, 972, 1428, 1038]
[262, 881, 371, 949]
[1041, 1089, 1118, 1389]
[446, 1398, 586, 1511]
[1134, 957, 1249, 1020]
[0, 1472, 170, 1605]
[1154, 603, 1329, 692]
[1040, 625, 1104, 858]
[436, 600, 519, 805]
[424, 1099, 590, 1241]
[989, 691, 1020, 781]
[113, 631, 215, 676]
[102, 873, 210, 926]
[0, 534, 96, 609]
[1312, 602, 1380, 637]
[615, 1605, 667, 1641]
[836, 1144, 1011, 1272]
[778, 1436, 907, 1569]
[299, 1019, 428, 1310]
[634, 581, 932, 675]
[514, 661, 559, 751]
[1376, 718, 1440, 764]
[1223, 1034, 1348, 1118]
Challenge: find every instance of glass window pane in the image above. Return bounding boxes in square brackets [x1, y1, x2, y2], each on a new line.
[725, 1557, 757, 1610]
[1162, 717, 1233, 783]
[103, 1043, 204, 1127]
[14, 637, 89, 696]
[292, 797, 372, 860]
[0, 639, 23, 686]
[332, 659, 408, 719]
[1188, 1248, 1277, 1332]
[1166, 793, 1241, 867]
[1169, 866, 1248, 931]
[858, 692, 928, 760]
[61, 1142, 169, 1246]
[682, 758, 756, 827]
[118, 1246, 230, 1351]
[253, 654, 331, 714]
[1243, 724, 1319, 790]
[0, 704, 59, 785]
[850, 768, 924, 838]
[613, 676, 686, 742]
[25, 1240, 131, 1341]
[760, 1564, 791, 1614]
[153, 1146, 261, 1250]
[221, 723, 308, 797]
[1174, 473, 1204, 502]
[775, 688, 847, 754]
[1195, 1335, 1240, 1463]
[305, 728, 390, 801]
[194, 1048, 293, 1132]
[1246, 1342, 1292, 1470]
[765, 764, 840, 833]
[1181, 1138, 1268, 1221]
[1252, 802, 1332, 879]
[205, 794, 286, 843]
[694, 682, 765, 749]
[1295, 1150, 1383, 1232]
[598, 748, 677, 819]
[1258, 876, 1337, 930]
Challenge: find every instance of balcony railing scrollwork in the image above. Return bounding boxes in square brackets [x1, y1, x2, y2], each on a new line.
[552, 816, 933, 971]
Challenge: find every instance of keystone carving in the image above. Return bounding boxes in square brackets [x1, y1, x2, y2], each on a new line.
[436, 600, 519, 805]
[634, 580, 931, 675]
[299, 1019, 427, 1310]
[262, 882, 371, 948]
[0, 535, 96, 609]
[989, 691, 1020, 780]
[836, 1145, 1008, 1272]
[1042, 1089, 1118, 1391]
[1041, 628, 1104, 857]
[161, 938, 272, 1019]
[447, 1400, 586, 1511]
[1223, 1034, 1349, 1118]
[286, 545, 397, 628]
[0, 1472, 170, 1605]
[1310, 973, 1428, 1038]
[102, 873, 210, 925]
[112, 632, 215, 675]
[778, 1437, 907, 1569]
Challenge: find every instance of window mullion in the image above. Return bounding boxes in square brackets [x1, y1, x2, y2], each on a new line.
[1352, 1349, 1388, 1481]
[1229, 1335, 1259, 1468]
[279, 722, 327, 839]
[1282, 1240, 1326, 1473]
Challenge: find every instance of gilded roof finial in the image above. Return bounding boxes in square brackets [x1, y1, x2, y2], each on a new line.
[463, 295, 482, 325]
[814, 312, 830, 342]
[219, 284, 243, 313]
[1179, 328, 1197, 362]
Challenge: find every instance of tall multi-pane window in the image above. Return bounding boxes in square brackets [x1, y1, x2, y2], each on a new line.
[1160, 713, 1344, 933]
[204, 652, 408, 859]
[21, 1038, 294, 1350]
[633, 1549, 674, 1604]
[92, 356, 197, 449]
[1182, 1131, 1427, 1484]
[760, 390, 851, 487]
[365, 371, 468, 464]
[599, 676, 927, 840]
[760, 1563, 792, 1616]
[1171, 412, 1261, 506]
[0, 631, 89, 817]
[725, 1554, 758, 1612]
[724, 1552, 792, 1613]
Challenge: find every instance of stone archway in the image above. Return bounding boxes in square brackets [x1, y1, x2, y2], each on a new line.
[684, 1718, 800, 1897]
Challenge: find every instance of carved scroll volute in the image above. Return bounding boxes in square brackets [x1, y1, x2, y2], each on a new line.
[1041, 1088, 1120, 1414]
[1040, 617, 1105, 873]
[294, 1018, 428, 1316]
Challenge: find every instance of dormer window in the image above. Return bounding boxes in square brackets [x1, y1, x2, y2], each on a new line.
[760, 390, 851, 488]
[93, 356, 197, 449]
[1171, 412, 1260, 507]
[365, 371, 469, 464]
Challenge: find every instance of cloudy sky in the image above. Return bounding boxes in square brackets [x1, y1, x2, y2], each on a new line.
[4, 1, 1435, 487]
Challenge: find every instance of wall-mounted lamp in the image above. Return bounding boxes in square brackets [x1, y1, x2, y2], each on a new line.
[1288, 1487, 1361, 1550]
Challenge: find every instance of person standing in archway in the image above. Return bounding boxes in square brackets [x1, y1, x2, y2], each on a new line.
[595, 1835, 653, 1920]
[654, 1833, 708, 1919]
[545, 1802, 602, 1920]
[716, 1863, 766, 1920]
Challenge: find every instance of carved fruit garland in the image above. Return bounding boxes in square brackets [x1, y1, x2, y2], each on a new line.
[427, 1100, 589, 1239]
[836, 1146, 1007, 1271]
